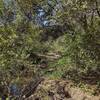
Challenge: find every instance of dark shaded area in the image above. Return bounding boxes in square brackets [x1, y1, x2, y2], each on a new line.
[62, 68, 100, 85]
[40, 23, 75, 41]
[28, 52, 42, 64]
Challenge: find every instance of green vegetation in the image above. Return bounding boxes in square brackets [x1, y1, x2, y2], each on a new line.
[0, 0, 100, 98]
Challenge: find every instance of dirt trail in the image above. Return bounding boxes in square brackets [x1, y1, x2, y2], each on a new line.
[25, 78, 100, 100]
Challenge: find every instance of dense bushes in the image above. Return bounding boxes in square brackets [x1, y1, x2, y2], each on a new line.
[0, 0, 100, 97]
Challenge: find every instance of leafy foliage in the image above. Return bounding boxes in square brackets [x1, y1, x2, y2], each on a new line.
[0, 0, 100, 98]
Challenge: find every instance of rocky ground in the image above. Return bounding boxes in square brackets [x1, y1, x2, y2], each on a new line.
[24, 78, 100, 100]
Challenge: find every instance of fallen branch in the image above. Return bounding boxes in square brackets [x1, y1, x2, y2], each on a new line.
[19, 77, 44, 99]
